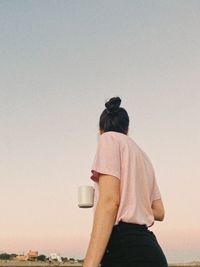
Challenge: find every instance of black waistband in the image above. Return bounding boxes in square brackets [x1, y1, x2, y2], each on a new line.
[113, 220, 148, 231]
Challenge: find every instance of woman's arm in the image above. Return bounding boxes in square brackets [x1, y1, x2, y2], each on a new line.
[151, 198, 165, 221]
[83, 174, 120, 267]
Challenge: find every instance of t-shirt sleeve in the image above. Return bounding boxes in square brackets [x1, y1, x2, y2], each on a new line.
[90, 133, 121, 182]
[151, 177, 162, 202]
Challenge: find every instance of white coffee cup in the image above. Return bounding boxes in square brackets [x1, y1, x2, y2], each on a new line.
[78, 185, 94, 208]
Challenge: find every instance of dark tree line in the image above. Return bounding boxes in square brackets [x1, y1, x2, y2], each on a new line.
[0, 253, 17, 260]
[0, 253, 46, 261]
[0, 253, 83, 262]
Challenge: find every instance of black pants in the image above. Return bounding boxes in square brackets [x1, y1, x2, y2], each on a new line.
[100, 220, 168, 267]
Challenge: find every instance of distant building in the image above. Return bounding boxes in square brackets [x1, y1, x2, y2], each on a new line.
[16, 255, 27, 261]
[16, 250, 38, 261]
[27, 250, 38, 261]
[49, 253, 62, 263]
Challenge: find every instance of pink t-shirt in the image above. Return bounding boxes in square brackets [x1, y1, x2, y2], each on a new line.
[90, 131, 162, 228]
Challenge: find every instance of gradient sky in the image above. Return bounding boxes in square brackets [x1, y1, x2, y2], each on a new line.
[0, 0, 200, 264]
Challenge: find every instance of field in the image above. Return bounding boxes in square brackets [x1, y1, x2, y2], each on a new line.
[0, 260, 200, 267]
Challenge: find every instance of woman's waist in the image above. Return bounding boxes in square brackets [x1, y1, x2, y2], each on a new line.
[113, 219, 148, 232]
[114, 208, 154, 228]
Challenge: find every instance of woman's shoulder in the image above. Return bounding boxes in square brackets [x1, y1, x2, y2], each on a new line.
[101, 132, 136, 153]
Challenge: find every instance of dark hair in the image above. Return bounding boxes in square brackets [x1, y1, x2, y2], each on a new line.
[99, 96, 129, 135]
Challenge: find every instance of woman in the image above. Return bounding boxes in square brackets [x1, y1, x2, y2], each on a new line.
[83, 96, 168, 267]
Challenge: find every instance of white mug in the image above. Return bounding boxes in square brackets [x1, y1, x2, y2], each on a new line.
[78, 185, 94, 208]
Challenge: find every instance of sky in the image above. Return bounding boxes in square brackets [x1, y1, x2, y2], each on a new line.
[0, 0, 200, 264]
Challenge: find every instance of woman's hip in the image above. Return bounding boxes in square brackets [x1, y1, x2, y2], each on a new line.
[100, 220, 168, 267]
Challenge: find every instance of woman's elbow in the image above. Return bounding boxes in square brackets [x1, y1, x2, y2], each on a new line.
[158, 210, 165, 221]
[152, 207, 165, 221]
[151, 199, 165, 221]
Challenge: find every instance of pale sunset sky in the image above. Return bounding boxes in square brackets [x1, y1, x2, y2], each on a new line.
[0, 0, 200, 264]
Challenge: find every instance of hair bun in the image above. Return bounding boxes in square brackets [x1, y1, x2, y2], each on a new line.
[105, 97, 121, 113]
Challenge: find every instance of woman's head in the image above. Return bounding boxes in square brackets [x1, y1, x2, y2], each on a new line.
[99, 96, 129, 135]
